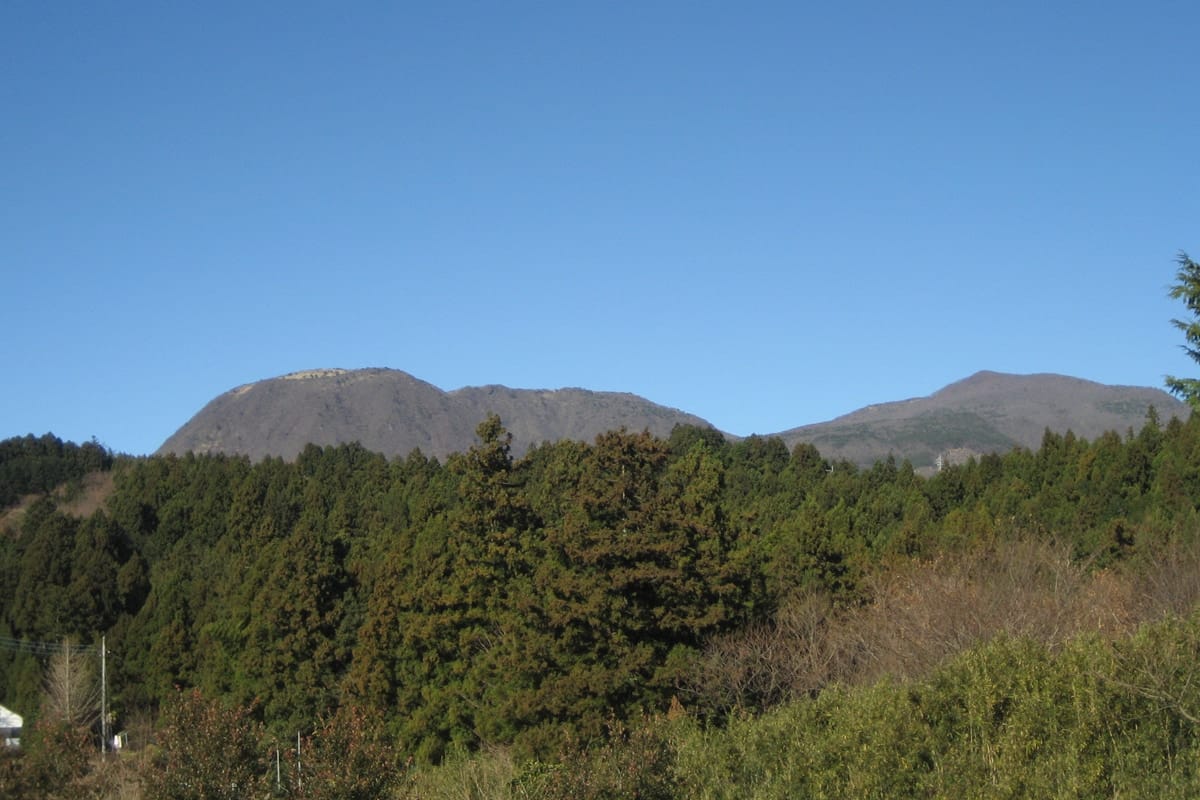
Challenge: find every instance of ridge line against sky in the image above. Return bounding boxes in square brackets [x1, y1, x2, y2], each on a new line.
[2, 1, 1197, 456]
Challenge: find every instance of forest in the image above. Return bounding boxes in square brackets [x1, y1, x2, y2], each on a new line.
[4, 258, 1200, 799]
[4, 409, 1200, 798]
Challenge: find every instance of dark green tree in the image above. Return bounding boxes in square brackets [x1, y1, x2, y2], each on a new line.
[507, 432, 750, 751]
[234, 501, 349, 732]
[389, 415, 539, 758]
[1166, 251, 1200, 407]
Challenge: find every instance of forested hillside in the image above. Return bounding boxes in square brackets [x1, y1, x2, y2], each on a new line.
[4, 399, 1200, 794]
[0, 434, 112, 508]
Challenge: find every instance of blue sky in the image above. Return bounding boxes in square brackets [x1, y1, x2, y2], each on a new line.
[3, 1, 1197, 456]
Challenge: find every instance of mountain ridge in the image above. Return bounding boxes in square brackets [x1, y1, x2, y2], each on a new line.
[157, 368, 713, 462]
[157, 368, 1190, 468]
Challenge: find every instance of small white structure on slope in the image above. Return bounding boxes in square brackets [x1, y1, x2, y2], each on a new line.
[0, 704, 22, 748]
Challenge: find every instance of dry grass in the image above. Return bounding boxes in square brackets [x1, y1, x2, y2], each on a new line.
[0, 471, 115, 534]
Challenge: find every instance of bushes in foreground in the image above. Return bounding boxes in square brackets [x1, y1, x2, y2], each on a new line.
[402, 611, 1200, 800]
[0, 719, 134, 799]
[9, 611, 1200, 799]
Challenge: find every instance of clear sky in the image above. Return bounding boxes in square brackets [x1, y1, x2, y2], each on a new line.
[3, 1, 1197, 456]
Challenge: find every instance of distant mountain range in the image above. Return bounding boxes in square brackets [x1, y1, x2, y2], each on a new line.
[157, 368, 1189, 469]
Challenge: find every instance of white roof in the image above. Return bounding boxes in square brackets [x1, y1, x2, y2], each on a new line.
[0, 705, 22, 727]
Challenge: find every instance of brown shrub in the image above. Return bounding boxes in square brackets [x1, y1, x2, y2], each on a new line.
[842, 537, 1128, 682]
[683, 591, 849, 715]
[1129, 535, 1200, 620]
[689, 535, 1152, 715]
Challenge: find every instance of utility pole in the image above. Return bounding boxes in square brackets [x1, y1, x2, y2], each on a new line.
[100, 635, 107, 754]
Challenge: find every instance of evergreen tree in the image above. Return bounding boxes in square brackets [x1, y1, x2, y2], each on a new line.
[1166, 251, 1200, 407]
[235, 500, 349, 732]
[391, 415, 539, 757]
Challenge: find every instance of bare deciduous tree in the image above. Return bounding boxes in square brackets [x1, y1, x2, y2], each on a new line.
[42, 641, 100, 730]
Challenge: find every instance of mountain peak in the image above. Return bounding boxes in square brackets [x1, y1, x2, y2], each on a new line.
[778, 371, 1185, 470]
[158, 368, 714, 461]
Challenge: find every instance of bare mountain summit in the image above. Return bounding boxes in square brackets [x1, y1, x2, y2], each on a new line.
[156, 368, 714, 461]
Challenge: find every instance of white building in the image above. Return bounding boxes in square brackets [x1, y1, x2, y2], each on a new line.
[0, 704, 22, 748]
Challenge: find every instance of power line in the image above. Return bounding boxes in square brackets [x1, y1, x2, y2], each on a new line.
[1, 633, 111, 752]
[0, 635, 96, 656]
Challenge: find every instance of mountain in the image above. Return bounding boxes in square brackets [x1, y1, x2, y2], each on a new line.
[157, 368, 1189, 468]
[774, 371, 1188, 471]
[156, 368, 714, 461]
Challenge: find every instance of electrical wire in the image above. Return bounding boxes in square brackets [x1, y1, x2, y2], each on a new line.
[0, 635, 96, 656]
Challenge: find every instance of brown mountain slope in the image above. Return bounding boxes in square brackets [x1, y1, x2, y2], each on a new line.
[156, 368, 714, 461]
[776, 371, 1189, 470]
